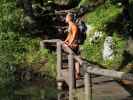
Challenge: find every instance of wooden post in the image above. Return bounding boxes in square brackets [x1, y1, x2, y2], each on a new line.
[84, 73, 92, 100]
[40, 41, 44, 49]
[56, 42, 62, 90]
[68, 53, 75, 100]
[57, 93, 61, 100]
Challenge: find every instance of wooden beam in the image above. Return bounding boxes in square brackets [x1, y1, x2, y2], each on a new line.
[41, 39, 133, 81]
[41, 39, 85, 65]
[40, 41, 45, 49]
[84, 72, 93, 100]
[84, 73, 89, 100]
[61, 41, 84, 65]
[86, 66, 133, 81]
[42, 39, 60, 43]
[68, 53, 75, 100]
[56, 42, 62, 90]
[87, 66, 124, 79]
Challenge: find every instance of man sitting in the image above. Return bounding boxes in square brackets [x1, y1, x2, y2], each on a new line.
[64, 13, 80, 79]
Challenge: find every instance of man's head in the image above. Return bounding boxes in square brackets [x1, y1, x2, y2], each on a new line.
[66, 13, 73, 23]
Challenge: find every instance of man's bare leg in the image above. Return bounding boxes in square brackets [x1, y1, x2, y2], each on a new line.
[75, 62, 80, 80]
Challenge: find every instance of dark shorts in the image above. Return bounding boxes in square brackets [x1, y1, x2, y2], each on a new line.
[72, 46, 80, 55]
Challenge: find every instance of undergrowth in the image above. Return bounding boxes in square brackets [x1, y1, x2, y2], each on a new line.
[80, 0, 131, 69]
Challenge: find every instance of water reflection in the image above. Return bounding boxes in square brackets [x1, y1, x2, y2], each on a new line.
[14, 78, 58, 100]
[15, 84, 69, 100]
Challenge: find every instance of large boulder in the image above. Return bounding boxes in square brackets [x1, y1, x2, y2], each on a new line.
[102, 36, 114, 60]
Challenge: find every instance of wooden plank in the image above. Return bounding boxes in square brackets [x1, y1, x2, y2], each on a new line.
[87, 66, 133, 81]
[56, 42, 62, 80]
[87, 66, 124, 79]
[84, 73, 89, 100]
[92, 76, 130, 100]
[41, 39, 133, 100]
[41, 39, 133, 82]
[61, 41, 84, 65]
[74, 76, 131, 100]
[56, 42, 62, 90]
[42, 39, 59, 43]
[84, 73, 93, 100]
[68, 54, 75, 100]
[61, 69, 84, 88]
[41, 39, 85, 65]
[61, 69, 69, 84]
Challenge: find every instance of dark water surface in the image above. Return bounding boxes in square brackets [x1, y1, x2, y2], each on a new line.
[14, 78, 59, 100]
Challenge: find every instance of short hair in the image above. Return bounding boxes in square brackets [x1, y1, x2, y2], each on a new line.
[66, 12, 73, 20]
[67, 12, 73, 16]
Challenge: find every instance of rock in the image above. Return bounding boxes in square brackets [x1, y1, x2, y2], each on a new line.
[103, 36, 114, 60]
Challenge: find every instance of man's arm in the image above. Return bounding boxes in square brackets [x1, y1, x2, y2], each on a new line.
[65, 32, 71, 43]
[68, 25, 78, 46]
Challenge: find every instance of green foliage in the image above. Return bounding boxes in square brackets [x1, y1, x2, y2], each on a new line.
[79, 0, 91, 6]
[82, 32, 127, 69]
[0, 0, 56, 99]
[85, 3, 122, 30]
[82, 32, 105, 63]
[15, 82, 57, 100]
[80, 0, 131, 69]
[0, 0, 133, 99]
[0, 1, 22, 32]
[0, 0, 17, 99]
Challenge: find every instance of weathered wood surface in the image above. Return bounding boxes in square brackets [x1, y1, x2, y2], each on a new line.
[42, 39, 59, 43]
[75, 76, 131, 100]
[56, 42, 62, 81]
[87, 66, 133, 81]
[68, 54, 75, 100]
[41, 39, 85, 65]
[41, 39, 133, 81]
[91, 76, 131, 100]
[41, 39, 133, 100]
[61, 69, 84, 88]
[84, 73, 92, 100]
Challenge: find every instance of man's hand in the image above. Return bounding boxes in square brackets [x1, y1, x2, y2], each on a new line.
[67, 43, 72, 47]
[64, 41, 69, 45]
[64, 41, 73, 48]
[64, 41, 69, 47]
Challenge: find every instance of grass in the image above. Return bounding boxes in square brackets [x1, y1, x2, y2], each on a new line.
[85, 3, 122, 30]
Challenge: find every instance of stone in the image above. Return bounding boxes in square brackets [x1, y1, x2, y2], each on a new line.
[103, 36, 114, 60]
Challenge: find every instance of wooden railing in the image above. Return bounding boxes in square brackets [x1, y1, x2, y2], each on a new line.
[40, 39, 133, 100]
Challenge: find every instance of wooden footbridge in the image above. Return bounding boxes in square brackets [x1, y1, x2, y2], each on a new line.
[40, 39, 133, 100]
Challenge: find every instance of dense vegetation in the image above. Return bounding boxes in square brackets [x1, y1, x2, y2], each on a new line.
[0, 0, 56, 99]
[0, 0, 133, 99]
[81, 0, 133, 70]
